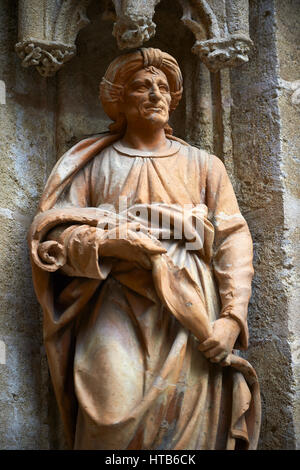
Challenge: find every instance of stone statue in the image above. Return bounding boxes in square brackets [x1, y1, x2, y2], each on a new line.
[28, 48, 261, 450]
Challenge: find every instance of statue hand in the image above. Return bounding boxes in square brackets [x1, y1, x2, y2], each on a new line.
[198, 317, 240, 364]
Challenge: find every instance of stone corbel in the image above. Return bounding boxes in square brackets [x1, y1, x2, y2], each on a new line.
[15, 0, 92, 77]
[179, 0, 253, 72]
[110, 0, 161, 50]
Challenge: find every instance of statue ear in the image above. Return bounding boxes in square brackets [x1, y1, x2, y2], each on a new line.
[109, 112, 127, 135]
[164, 123, 173, 136]
[117, 95, 124, 112]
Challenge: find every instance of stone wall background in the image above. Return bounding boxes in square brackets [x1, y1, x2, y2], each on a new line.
[230, 0, 300, 449]
[0, 0, 56, 449]
[0, 0, 299, 449]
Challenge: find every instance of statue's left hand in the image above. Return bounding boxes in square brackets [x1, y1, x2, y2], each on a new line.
[198, 317, 240, 364]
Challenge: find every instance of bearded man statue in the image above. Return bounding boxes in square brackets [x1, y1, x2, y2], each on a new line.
[28, 48, 261, 450]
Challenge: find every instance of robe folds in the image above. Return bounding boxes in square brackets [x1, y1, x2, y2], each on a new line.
[28, 133, 261, 450]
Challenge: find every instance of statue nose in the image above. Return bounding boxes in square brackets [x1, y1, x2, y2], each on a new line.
[149, 85, 162, 101]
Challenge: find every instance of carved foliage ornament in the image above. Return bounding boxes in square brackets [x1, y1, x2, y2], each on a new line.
[15, 40, 76, 77]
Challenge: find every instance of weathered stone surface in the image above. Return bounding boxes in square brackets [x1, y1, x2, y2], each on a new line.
[0, 0, 56, 449]
[229, 0, 300, 449]
[275, 0, 300, 449]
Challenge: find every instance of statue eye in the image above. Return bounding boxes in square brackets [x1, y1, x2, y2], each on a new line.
[135, 85, 148, 92]
[159, 85, 169, 92]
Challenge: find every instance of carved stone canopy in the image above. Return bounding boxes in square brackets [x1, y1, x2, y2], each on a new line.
[15, 0, 253, 76]
[110, 0, 253, 72]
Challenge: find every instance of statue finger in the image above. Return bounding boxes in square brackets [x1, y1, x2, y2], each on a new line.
[203, 346, 223, 359]
[210, 352, 228, 364]
[198, 338, 219, 352]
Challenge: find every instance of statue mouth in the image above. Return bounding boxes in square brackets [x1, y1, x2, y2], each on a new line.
[146, 107, 163, 112]
[144, 104, 165, 113]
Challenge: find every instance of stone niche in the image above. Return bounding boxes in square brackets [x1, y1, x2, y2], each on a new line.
[0, 0, 299, 449]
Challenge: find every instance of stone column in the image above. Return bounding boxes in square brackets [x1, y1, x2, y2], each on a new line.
[275, 0, 300, 449]
[0, 0, 56, 449]
[229, 0, 300, 449]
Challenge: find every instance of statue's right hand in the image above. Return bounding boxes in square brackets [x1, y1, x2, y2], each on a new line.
[198, 317, 240, 364]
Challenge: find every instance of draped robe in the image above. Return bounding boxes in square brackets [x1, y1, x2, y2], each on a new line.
[29, 133, 261, 450]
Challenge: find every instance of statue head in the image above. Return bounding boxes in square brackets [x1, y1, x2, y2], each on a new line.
[99, 48, 183, 135]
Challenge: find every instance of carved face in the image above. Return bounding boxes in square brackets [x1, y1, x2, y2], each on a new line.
[120, 68, 172, 129]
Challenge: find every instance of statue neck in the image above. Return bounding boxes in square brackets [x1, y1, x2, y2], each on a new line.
[121, 123, 169, 152]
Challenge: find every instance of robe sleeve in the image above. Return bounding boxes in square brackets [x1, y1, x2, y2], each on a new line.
[42, 164, 112, 280]
[41, 164, 162, 279]
[206, 155, 254, 349]
[46, 224, 111, 280]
